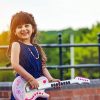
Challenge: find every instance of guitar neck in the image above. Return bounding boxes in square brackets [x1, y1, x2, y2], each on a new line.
[38, 79, 76, 90]
[25, 77, 90, 92]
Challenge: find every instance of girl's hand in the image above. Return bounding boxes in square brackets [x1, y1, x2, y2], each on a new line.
[49, 78, 61, 88]
[28, 78, 39, 89]
[49, 78, 60, 82]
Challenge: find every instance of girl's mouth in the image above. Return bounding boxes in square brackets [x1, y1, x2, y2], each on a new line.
[20, 30, 29, 36]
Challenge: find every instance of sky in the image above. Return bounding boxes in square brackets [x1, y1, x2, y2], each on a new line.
[0, 0, 100, 33]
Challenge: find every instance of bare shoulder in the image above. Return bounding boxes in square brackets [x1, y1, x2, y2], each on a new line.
[11, 42, 20, 51]
[12, 42, 20, 47]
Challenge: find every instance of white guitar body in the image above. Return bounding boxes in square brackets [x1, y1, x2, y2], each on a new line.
[12, 76, 49, 100]
[12, 76, 90, 100]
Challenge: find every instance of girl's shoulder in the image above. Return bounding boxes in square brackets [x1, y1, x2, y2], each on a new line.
[12, 42, 20, 46]
[11, 42, 21, 57]
[12, 42, 20, 50]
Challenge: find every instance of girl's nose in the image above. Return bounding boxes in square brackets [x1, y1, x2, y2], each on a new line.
[20, 26, 26, 33]
[21, 26, 26, 30]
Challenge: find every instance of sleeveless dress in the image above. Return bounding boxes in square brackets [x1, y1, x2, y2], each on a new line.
[11, 42, 47, 100]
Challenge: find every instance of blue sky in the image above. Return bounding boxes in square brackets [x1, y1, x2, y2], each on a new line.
[0, 0, 100, 33]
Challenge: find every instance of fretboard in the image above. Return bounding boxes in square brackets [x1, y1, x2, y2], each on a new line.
[38, 79, 76, 90]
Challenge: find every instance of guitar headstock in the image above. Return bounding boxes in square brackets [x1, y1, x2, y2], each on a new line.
[74, 76, 90, 84]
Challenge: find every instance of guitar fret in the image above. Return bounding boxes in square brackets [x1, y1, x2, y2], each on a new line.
[51, 81, 71, 88]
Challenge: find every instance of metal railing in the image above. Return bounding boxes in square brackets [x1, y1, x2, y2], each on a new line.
[0, 33, 100, 80]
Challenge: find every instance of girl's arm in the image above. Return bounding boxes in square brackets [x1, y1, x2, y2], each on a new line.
[11, 42, 39, 88]
[42, 65, 60, 82]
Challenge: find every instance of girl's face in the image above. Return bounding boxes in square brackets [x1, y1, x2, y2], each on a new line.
[15, 24, 34, 41]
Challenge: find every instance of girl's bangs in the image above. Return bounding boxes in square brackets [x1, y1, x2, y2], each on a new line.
[12, 13, 32, 30]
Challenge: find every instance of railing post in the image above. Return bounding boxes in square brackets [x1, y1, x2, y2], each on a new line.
[58, 32, 63, 80]
[70, 33, 75, 79]
[98, 33, 100, 78]
[98, 33, 100, 64]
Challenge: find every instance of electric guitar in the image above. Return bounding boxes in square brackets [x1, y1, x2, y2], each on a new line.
[12, 76, 90, 100]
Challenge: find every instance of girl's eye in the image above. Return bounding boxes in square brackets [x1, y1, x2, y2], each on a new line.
[25, 24, 30, 27]
[17, 25, 22, 29]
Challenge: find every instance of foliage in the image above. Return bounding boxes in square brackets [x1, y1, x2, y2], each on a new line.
[0, 31, 10, 45]
[0, 22, 100, 81]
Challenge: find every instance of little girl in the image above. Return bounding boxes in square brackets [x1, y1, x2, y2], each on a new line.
[8, 11, 60, 100]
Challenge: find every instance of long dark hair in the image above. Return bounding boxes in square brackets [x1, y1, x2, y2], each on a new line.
[8, 11, 47, 61]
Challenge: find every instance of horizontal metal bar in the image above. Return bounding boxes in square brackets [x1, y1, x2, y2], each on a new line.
[1, 44, 100, 49]
[0, 82, 12, 87]
[41, 43, 100, 48]
[47, 64, 100, 69]
[0, 64, 100, 71]
[0, 45, 8, 49]
[0, 67, 13, 70]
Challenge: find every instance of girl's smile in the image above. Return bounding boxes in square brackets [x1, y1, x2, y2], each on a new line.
[20, 29, 29, 36]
